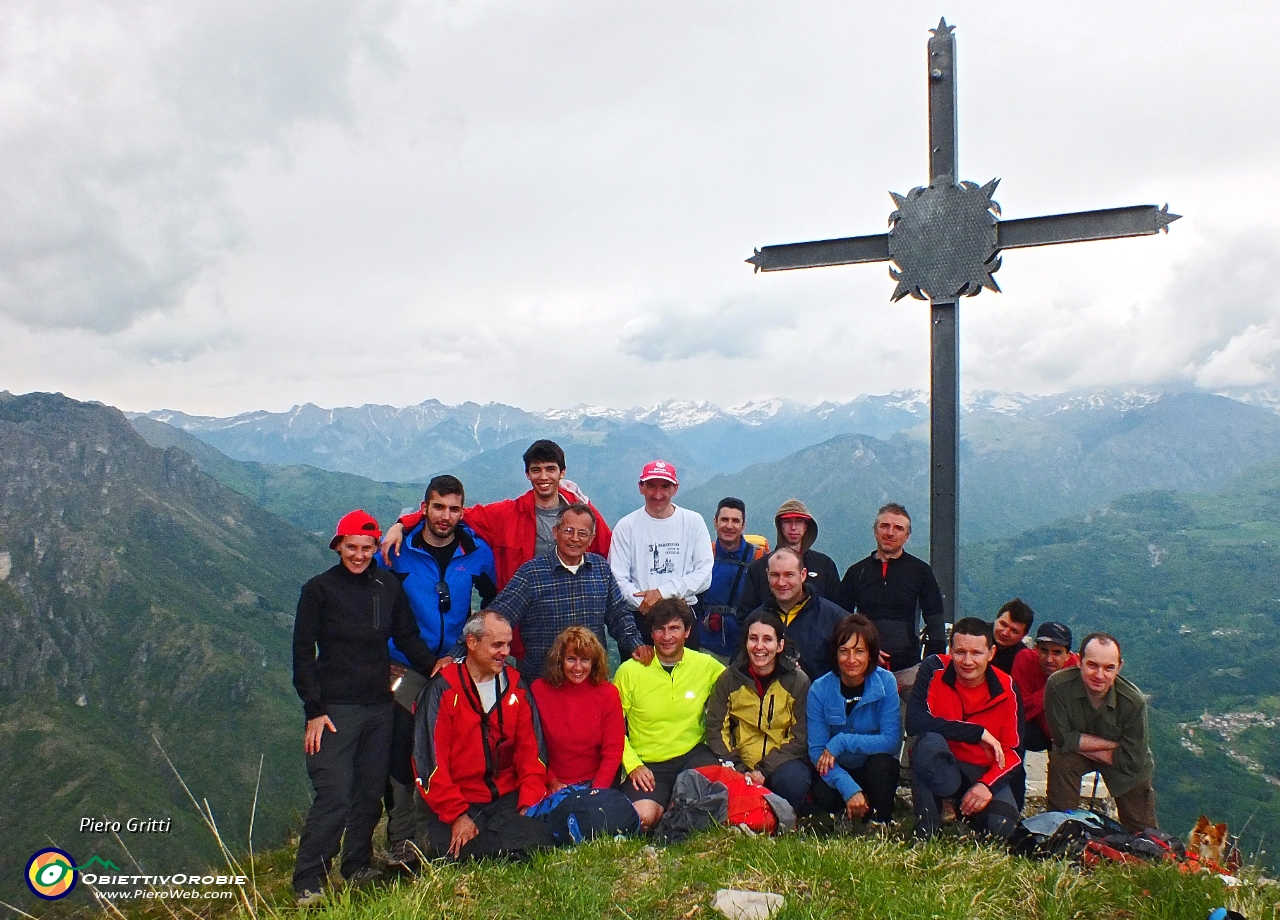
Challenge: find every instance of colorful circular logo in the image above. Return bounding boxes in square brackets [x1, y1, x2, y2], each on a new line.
[26, 848, 78, 900]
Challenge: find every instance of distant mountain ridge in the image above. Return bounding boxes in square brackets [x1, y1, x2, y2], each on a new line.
[135, 387, 1270, 486]
[681, 391, 1280, 563]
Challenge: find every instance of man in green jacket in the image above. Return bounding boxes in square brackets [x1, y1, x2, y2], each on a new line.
[1045, 631, 1158, 831]
[615, 597, 725, 830]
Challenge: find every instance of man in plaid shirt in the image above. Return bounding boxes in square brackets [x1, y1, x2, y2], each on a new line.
[489, 503, 654, 678]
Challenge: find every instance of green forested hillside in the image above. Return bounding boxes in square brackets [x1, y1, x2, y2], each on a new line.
[962, 464, 1280, 866]
[0, 394, 330, 905]
[130, 416, 425, 534]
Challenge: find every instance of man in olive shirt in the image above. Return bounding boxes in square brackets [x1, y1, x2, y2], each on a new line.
[1044, 632, 1157, 831]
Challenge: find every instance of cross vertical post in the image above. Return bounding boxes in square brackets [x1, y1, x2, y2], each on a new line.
[745, 17, 1178, 647]
[927, 20, 959, 623]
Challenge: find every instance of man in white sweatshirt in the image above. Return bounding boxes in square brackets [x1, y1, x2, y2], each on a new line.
[609, 460, 714, 641]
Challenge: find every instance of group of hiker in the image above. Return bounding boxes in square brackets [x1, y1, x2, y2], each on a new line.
[290, 438, 1157, 904]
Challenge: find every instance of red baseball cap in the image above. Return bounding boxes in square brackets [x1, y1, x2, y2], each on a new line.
[639, 459, 679, 485]
[330, 509, 382, 549]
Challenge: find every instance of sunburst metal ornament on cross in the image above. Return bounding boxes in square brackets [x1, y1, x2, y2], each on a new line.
[747, 18, 1179, 621]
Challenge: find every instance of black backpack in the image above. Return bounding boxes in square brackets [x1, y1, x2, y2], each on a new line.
[542, 787, 639, 845]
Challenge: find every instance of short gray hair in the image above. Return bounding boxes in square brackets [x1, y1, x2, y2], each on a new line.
[556, 502, 596, 528]
[461, 610, 505, 643]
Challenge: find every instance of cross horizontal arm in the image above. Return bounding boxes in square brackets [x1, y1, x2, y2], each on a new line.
[997, 204, 1179, 250]
[746, 233, 890, 272]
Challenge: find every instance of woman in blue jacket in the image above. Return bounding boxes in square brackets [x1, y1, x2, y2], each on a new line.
[806, 614, 902, 824]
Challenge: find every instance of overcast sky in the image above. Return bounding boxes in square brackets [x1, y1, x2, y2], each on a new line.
[0, 0, 1276, 416]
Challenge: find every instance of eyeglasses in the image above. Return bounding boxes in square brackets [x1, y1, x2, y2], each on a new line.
[557, 527, 593, 540]
[435, 580, 451, 613]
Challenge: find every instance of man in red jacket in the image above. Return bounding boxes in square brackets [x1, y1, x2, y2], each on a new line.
[905, 617, 1021, 839]
[381, 440, 611, 588]
[413, 611, 554, 859]
[1008, 621, 1079, 810]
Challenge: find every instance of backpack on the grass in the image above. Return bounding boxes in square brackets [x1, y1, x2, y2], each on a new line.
[694, 765, 783, 834]
[1012, 810, 1205, 871]
[654, 766, 796, 844]
[531, 785, 640, 844]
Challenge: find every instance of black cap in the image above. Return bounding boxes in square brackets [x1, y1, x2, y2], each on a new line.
[1034, 622, 1072, 648]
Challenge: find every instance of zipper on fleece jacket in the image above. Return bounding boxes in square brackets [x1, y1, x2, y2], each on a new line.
[755, 689, 780, 764]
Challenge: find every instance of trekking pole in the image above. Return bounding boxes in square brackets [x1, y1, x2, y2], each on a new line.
[1086, 772, 1100, 812]
[1229, 807, 1259, 865]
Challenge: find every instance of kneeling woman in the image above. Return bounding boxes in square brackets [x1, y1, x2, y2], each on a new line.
[290, 511, 437, 905]
[705, 611, 813, 813]
[806, 614, 902, 824]
[529, 627, 639, 839]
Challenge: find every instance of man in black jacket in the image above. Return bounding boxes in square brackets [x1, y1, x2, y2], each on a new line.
[291, 510, 437, 906]
[744, 547, 847, 680]
[837, 503, 945, 673]
[736, 499, 841, 617]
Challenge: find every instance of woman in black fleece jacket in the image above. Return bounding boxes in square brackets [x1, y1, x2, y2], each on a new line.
[290, 511, 436, 903]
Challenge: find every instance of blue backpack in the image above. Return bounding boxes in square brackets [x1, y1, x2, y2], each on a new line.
[531, 785, 639, 844]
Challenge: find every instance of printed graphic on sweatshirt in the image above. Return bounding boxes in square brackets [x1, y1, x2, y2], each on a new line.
[648, 541, 682, 576]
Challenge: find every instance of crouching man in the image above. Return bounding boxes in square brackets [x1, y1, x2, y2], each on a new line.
[414, 611, 555, 859]
[1044, 632, 1158, 832]
[906, 617, 1021, 840]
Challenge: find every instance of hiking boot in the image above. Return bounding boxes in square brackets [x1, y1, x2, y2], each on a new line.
[346, 867, 383, 888]
[940, 800, 958, 823]
[295, 888, 326, 908]
[386, 839, 421, 872]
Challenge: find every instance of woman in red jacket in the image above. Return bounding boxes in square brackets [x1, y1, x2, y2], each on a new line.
[530, 627, 625, 790]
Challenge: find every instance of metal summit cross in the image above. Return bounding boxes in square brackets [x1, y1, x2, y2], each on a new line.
[747, 18, 1178, 622]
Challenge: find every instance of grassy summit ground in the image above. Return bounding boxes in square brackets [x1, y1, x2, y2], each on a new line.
[77, 829, 1278, 920]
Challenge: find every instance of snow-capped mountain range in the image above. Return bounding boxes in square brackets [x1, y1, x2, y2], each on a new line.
[122, 385, 1280, 554]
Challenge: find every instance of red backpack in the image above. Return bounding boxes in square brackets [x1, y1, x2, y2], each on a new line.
[693, 765, 778, 834]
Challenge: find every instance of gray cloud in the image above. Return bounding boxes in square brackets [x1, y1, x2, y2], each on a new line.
[1, 1, 1279, 414]
[619, 294, 799, 362]
[0, 0, 396, 333]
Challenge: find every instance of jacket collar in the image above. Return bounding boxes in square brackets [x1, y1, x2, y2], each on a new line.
[408, 520, 479, 558]
[939, 654, 1008, 703]
[765, 583, 813, 617]
[731, 649, 797, 681]
[825, 666, 889, 705]
[514, 488, 575, 515]
[451, 659, 511, 706]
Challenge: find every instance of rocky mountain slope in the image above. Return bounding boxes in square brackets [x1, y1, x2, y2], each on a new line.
[0, 393, 329, 903]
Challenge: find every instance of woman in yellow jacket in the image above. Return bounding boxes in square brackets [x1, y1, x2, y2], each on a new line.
[705, 610, 814, 814]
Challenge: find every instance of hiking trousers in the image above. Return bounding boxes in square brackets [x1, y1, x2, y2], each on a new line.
[810, 752, 900, 822]
[424, 792, 556, 860]
[293, 702, 393, 892]
[1047, 750, 1158, 832]
[1008, 721, 1052, 813]
[910, 732, 1019, 839]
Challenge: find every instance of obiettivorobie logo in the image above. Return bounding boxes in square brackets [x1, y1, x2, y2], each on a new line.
[25, 850, 120, 900]
[25, 848, 246, 903]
